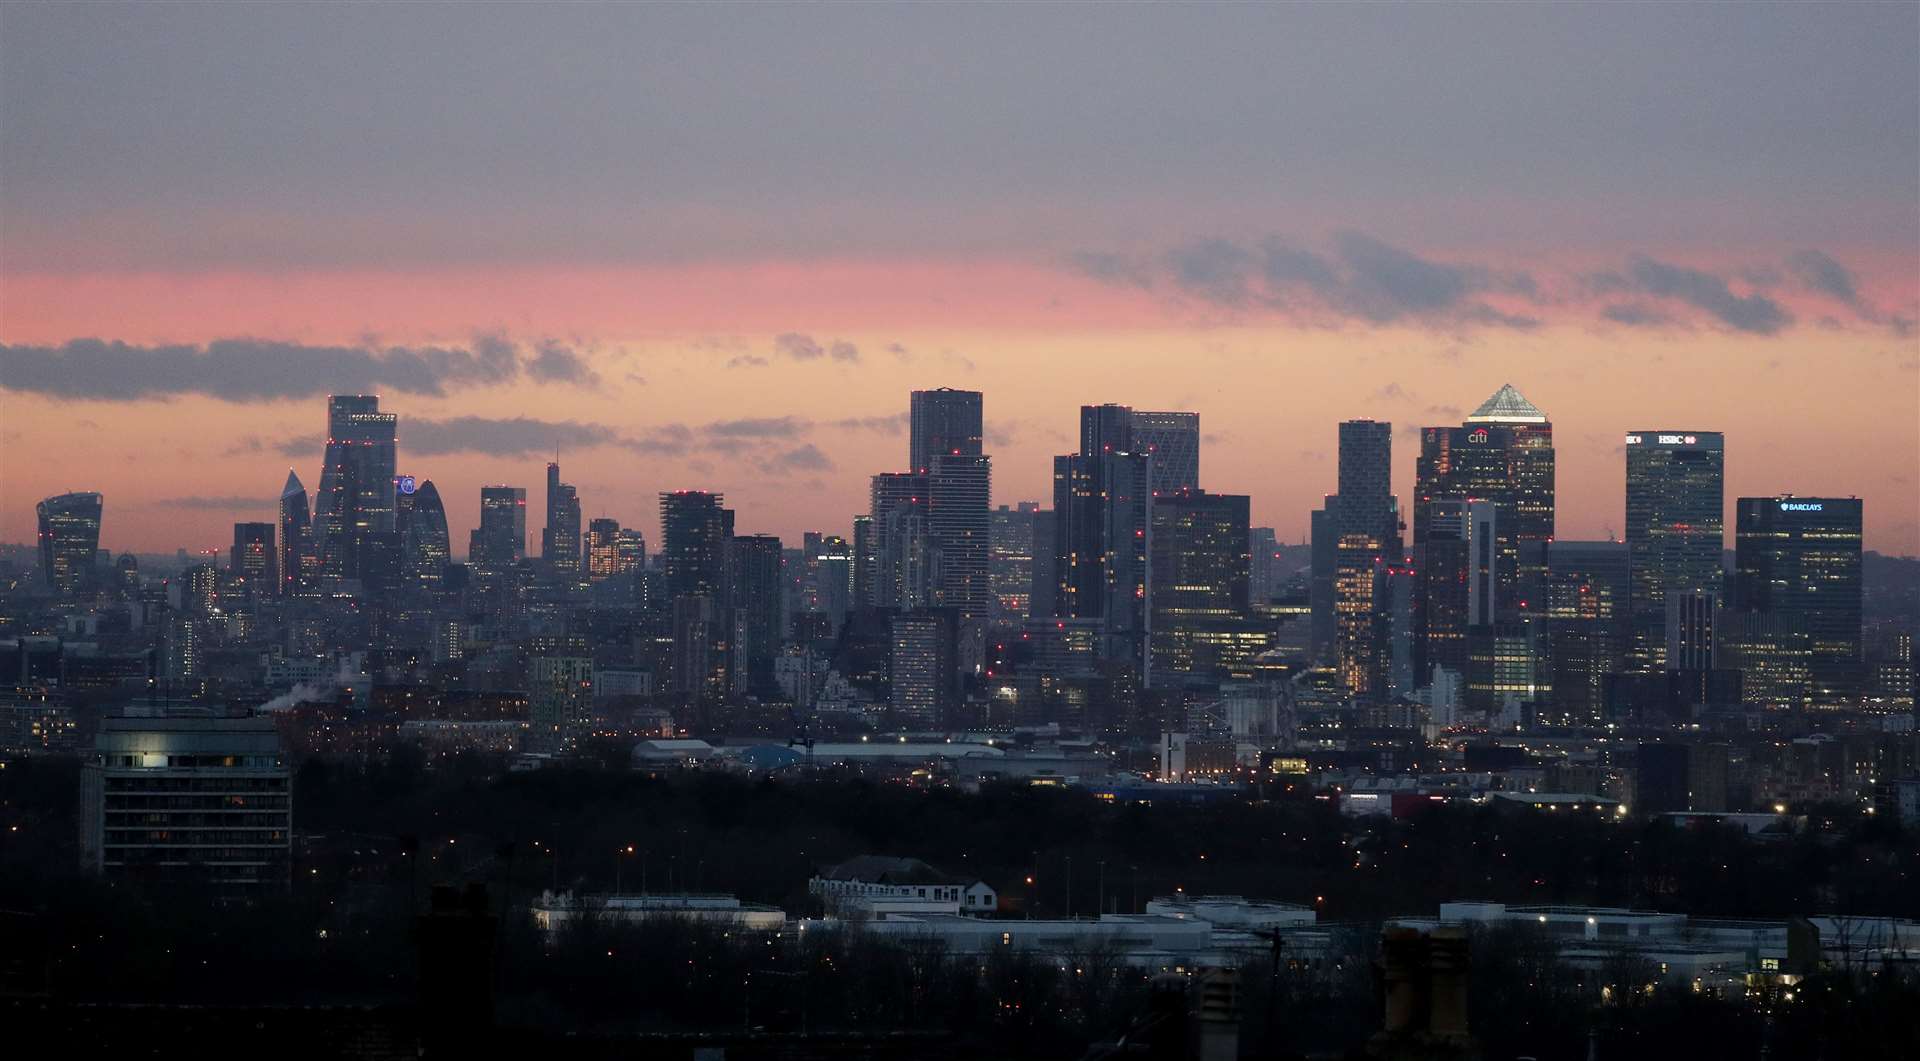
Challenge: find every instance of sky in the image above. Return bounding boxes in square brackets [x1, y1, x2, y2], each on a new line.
[2, 3, 1916, 558]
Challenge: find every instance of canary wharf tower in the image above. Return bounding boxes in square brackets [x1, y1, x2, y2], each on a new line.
[1414, 384, 1555, 618]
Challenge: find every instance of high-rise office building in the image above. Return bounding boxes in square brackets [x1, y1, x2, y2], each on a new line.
[314, 395, 397, 579]
[909, 387, 984, 471]
[927, 453, 991, 620]
[1734, 496, 1863, 695]
[229, 522, 276, 593]
[889, 609, 958, 729]
[730, 534, 785, 694]
[907, 388, 992, 626]
[1414, 498, 1497, 685]
[869, 472, 930, 610]
[1149, 491, 1253, 681]
[1131, 410, 1201, 496]
[851, 515, 876, 608]
[989, 503, 1039, 622]
[586, 518, 623, 581]
[809, 533, 855, 627]
[399, 478, 449, 593]
[278, 472, 312, 598]
[1415, 385, 1555, 615]
[1666, 590, 1719, 672]
[1248, 527, 1280, 606]
[1309, 499, 1339, 662]
[660, 491, 734, 600]
[1541, 540, 1630, 726]
[542, 461, 583, 578]
[1626, 431, 1725, 672]
[37, 491, 103, 594]
[1336, 419, 1396, 549]
[1335, 419, 1396, 695]
[1051, 405, 1153, 677]
[469, 486, 527, 576]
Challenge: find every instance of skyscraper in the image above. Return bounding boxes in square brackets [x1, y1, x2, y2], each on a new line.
[314, 395, 397, 579]
[809, 533, 855, 627]
[989, 503, 1039, 622]
[37, 491, 102, 594]
[277, 472, 312, 598]
[1734, 496, 1863, 695]
[1625, 431, 1725, 672]
[1051, 405, 1152, 677]
[660, 491, 733, 600]
[1131, 410, 1201, 496]
[1148, 491, 1253, 681]
[909, 387, 983, 472]
[399, 478, 450, 593]
[1336, 419, 1395, 549]
[542, 461, 582, 578]
[229, 522, 276, 593]
[1414, 498, 1497, 684]
[730, 533, 785, 694]
[907, 388, 992, 627]
[926, 453, 991, 620]
[1309, 498, 1338, 662]
[469, 486, 527, 577]
[869, 472, 930, 609]
[586, 518, 623, 581]
[1335, 419, 1395, 694]
[889, 609, 958, 729]
[1414, 385, 1554, 651]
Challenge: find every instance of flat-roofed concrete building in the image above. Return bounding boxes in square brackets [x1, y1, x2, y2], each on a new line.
[80, 714, 291, 888]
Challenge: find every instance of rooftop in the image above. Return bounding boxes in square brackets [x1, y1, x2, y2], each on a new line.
[1465, 383, 1548, 425]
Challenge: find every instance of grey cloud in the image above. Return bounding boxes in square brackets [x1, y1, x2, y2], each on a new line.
[525, 338, 601, 384]
[829, 413, 910, 433]
[704, 416, 810, 439]
[1600, 303, 1676, 327]
[774, 333, 825, 360]
[1332, 231, 1481, 321]
[1165, 239, 1256, 306]
[405, 416, 623, 457]
[1082, 231, 1537, 329]
[773, 332, 859, 364]
[0, 336, 594, 402]
[1786, 250, 1861, 305]
[726, 354, 771, 369]
[765, 443, 833, 473]
[1611, 256, 1792, 334]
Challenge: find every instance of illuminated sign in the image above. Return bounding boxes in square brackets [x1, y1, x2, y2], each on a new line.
[1657, 434, 1698, 445]
[1624, 434, 1642, 444]
[394, 475, 417, 495]
[1779, 501, 1823, 512]
[1467, 429, 1489, 444]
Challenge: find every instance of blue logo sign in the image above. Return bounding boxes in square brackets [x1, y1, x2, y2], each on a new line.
[394, 475, 417, 495]
[1779, 501, 1822, 512]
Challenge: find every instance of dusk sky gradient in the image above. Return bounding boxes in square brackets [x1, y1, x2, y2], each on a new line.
[2, 3, 1916, 557]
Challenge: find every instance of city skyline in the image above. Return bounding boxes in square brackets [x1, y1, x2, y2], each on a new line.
[3, 377, 1912, 563]
[1, 4, 1916, 557]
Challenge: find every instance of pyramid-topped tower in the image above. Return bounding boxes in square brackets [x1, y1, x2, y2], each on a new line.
[1465, 383, 1548, 424]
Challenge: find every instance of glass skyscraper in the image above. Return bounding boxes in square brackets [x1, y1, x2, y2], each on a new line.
[37, 491, 103, 594]
[1734, 496, 1863, 696]
[314, 395, 397, 580]
[1625, 431, 1725, 672]
[1131, 410, 1201, 496]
